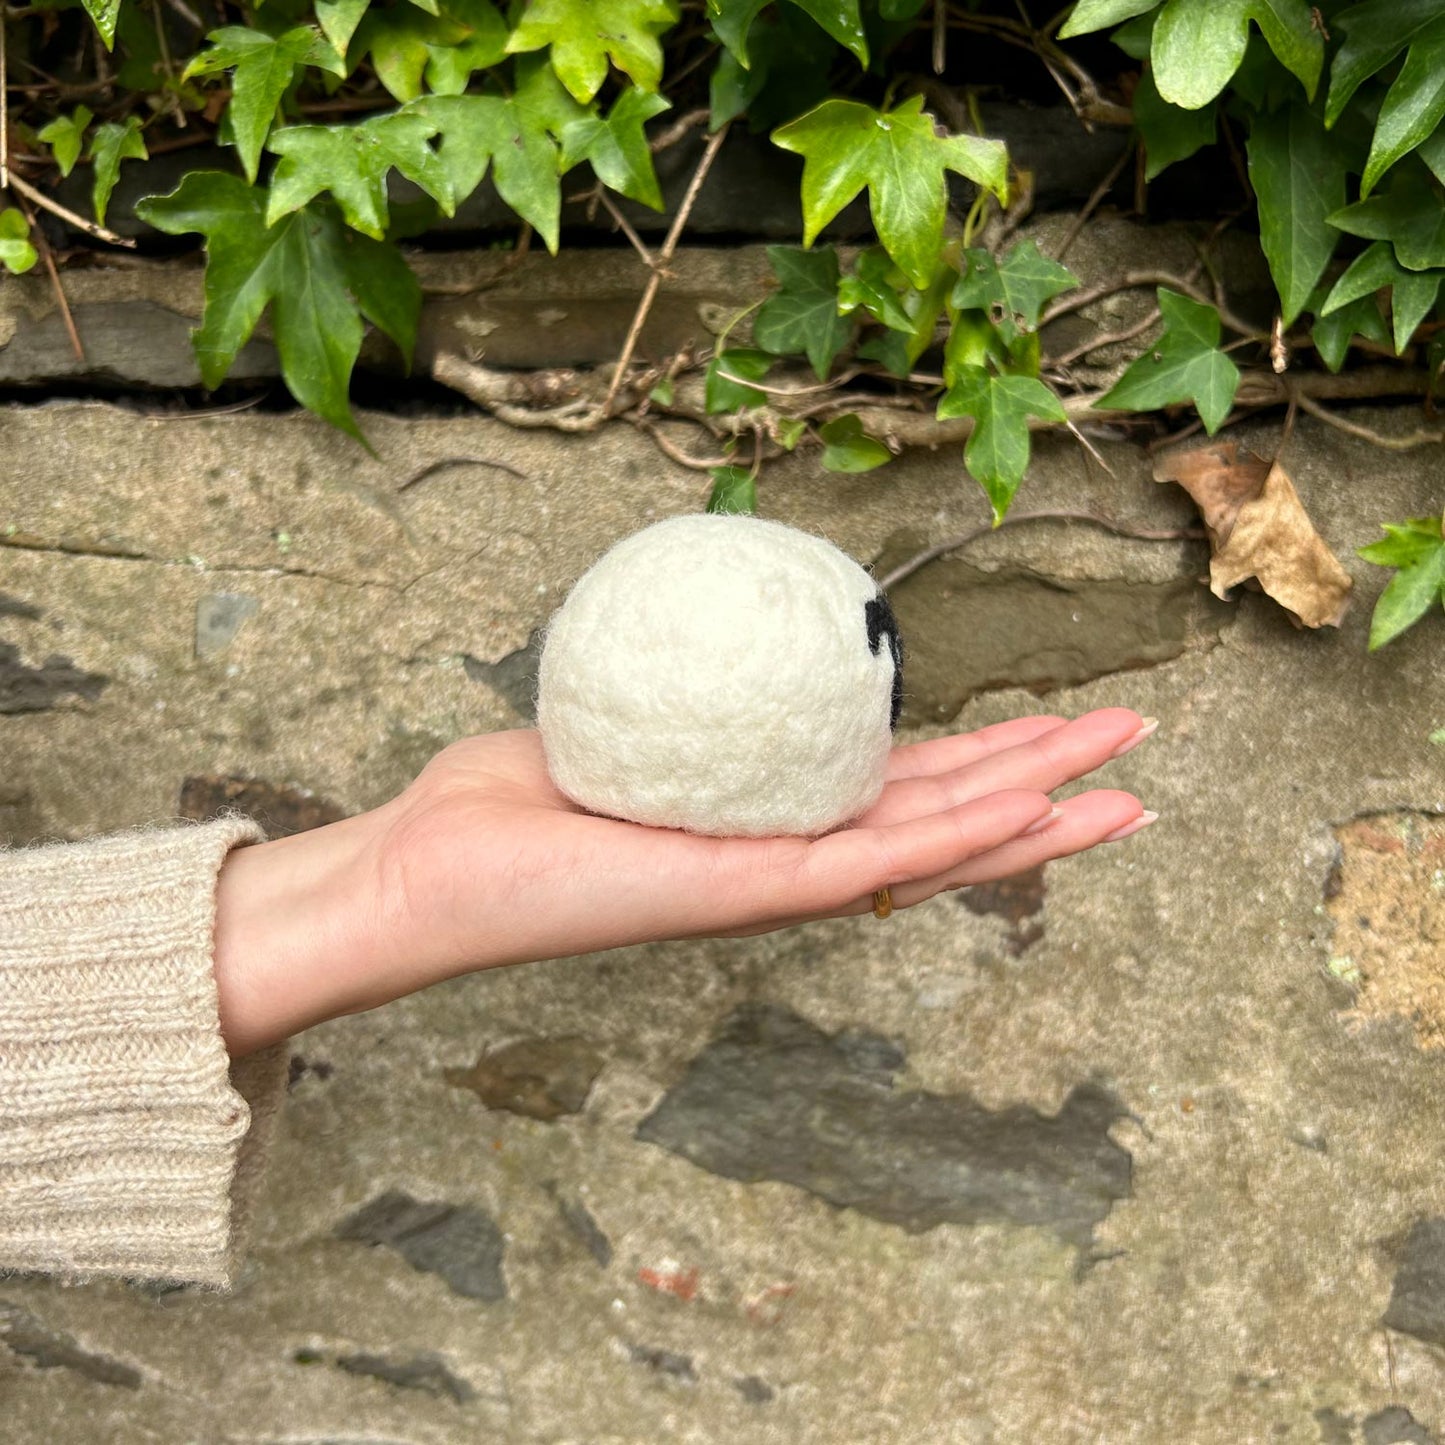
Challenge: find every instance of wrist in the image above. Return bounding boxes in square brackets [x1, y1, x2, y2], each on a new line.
[212, 806, 398, 1057]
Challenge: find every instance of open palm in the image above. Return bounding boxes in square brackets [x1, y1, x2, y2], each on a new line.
[365, 708, 1155, 993]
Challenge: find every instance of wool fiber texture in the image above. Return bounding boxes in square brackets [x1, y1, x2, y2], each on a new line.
[537, 513, 903, 837]
[0, 817, 291, 1288]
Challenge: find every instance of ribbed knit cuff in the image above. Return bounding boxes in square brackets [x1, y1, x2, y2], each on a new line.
[0, 816, 290, 1290]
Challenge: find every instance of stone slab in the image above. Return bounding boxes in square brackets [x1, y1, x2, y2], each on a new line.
[1, 399, 1443, 1443]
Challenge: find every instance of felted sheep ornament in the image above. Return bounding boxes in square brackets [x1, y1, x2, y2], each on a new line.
[536, 513, 904, 838]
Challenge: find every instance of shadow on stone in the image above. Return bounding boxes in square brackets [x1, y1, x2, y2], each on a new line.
[0, 1301, 141, 1387]
[628, 1343, 696, 1384]
[0, 642, 108, 714]
[334, 1189, 507, 1303]
[878, 550, 1231, 726]
[1363, 1406, 1436, 1445]
[332, 1349, 476, 1405]
[636, 1003, 1131, 1247]
[178, 775, 349, 837]
[463, 627, 544, 722]
[1383, 1218, 1445, 1348]
[958, 864, 1047, 955]
[445, 1036, 605, 1121]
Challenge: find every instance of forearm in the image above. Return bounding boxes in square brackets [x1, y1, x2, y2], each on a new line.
[212, 807, 398, 1058]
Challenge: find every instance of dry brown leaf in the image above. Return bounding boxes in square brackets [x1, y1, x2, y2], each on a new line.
[1153, 442, 1353, 629]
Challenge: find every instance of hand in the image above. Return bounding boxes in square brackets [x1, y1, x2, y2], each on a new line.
[213, 709, 1156, 1057]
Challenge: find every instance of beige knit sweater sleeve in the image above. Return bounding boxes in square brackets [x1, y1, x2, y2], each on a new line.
[0, 816, 291, 1291]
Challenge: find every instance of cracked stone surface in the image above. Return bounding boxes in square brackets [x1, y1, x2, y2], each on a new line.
[635, 1003, 1132, 1247]
[1, 395, 1444, 1442]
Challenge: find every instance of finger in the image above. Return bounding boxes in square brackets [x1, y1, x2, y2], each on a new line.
[908, 788, 1149, 901]
[781, 788, 1057, 916]
[884, 714, 1068, 782]
[861, 709, 1151, 829]
[728, 790, 1150, 935]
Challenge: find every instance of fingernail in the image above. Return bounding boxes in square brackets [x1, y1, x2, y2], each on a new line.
[1102, 810, 1159, 843]
[1023, 806, 1065, 836]
[1108, 717, 1160, 760]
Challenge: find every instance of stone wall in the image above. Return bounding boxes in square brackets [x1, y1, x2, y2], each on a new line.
[2, 241, 1444, 1445]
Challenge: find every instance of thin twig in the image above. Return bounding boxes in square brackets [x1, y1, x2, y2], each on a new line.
[395, 455, 529, 492]
[4, 170, 136, 246]
[601, 120, 731, 417]
[599, 190, 657, 269]
[1, 6, 8, 190]
[1292, 391, 1445, 450]
[1053, 142, 1134, 262]
[151, 0, 186, 128]
[712, 366, 860, 398]
[161, 0, 202, 28]
[932, 0, 946, 73]
[15, 192, 83, 362]
[1048, 305, 1162, 368]
[647, 107, 710, 154]
[1274, 394, 1298, 464]
[1042, 267, 1254, 337]
[876, 507, 1207, 592]
[632, 417, 737, 470]
[138, 392, 270, 419]
[1065, 416, 1116, 477]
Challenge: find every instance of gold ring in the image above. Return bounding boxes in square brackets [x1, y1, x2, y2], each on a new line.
[872, 887, 893, 920]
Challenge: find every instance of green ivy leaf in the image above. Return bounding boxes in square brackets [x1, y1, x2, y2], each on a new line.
[346, 6, 466, 103]
[818, 413, 891, 472]
[0, 210, 38, 276]
[415, 61, 582, 251]
[1356, 515, 1445, 649]
[1133, 66, 1216, 179]
[1320, 240, 1444, 351]
[1359, 514, 1444, 568]
[705, 348, 772, 411]
[857, 329, 911, 377]
[837, 247, 914, 331]
[942, 309, 997, 384]
[773, 414, 807, 449]
[89, 116, 148, 227]
[950, 238, 1078, 340]
[784, 0, 867, 62]
[1309, 289, 1389, 371]
[1058, 0, 1160, 39]
[559, 87, 670, 209]
[1097, 287, 1241, 432]
[37, 106, 93, 178]
[1246, 101, 1347, 327]
[81, 0, 122, 48]
[1152, 0, 1250, 109]
[707, 0, 766, 63]
[937, 365, 1067, 523]
[771, 95, 1008, 288]
[1329, 173, 1445, 271]
[708, 0, 866, 65]
[1326, 0, 1444, 128]
[1247, 0, 1324, 100]
[265, 111, 454, 239]
[707, 465, 757, 514]
[423, 0, 507, 93]
[186, 27, 344, 182]
[136, 171, 420, 443]
[505, 0, 680, 103]
[316, 0, 371, 55]
[1153, 0, 1321, 110]
[1360, 14, 1445, 197]
[1418, 125, 1445, 185]
[753, 245, 854, 380]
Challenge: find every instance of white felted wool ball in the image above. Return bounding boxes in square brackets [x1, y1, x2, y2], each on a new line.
[536, 513, 904, 837]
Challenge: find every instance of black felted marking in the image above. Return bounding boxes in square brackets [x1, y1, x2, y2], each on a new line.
[865, 593, 904, 731]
